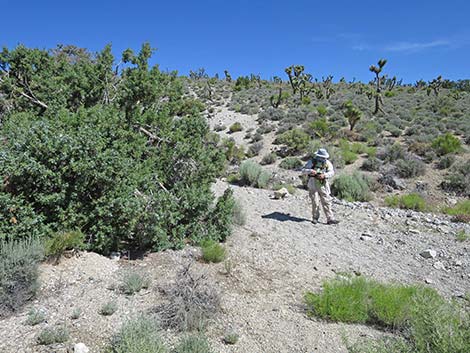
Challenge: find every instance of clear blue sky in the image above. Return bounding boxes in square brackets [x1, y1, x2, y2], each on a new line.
[3, 0, 469, 82]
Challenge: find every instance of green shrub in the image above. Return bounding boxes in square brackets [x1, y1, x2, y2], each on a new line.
[229, 122, 243, 133]
[0, 237, 44, 317]
[456, 229, 469, 242]
[100, 301, 118, 316]
[432, 133, 461, 155]
[221, 138, 246, 164]
[174, 335, 212, 353]
[26, 308, 46, 326]
[342, 150, 358, 165]
[37, 326, 69, 345]
[239, 160, 270, 188]
[279, 157, 303, 170]
[110, 316, 166, 353]
[201, 239, 226, 263]
[385, 193, 427, 211]
[119, 270, 150, 295]
[274, 128, 311, 153]
[305, 276, 470, 353]
[394, 159, 426, 178]
[260, 152, 277, 165]
[443, 200, 470, 219]
[247, 141, 263, 157]
[45, 230, 85, 259]
[308, 118, 331, 139]
[331, 173, 371, 202]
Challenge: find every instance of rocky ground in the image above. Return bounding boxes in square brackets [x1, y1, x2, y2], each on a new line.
[1, 178, 468, 353]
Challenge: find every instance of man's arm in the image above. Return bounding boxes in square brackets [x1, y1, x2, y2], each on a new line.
[323, 160, 335, 178]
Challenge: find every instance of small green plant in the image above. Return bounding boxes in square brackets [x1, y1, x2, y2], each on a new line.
[100, 301, 118, 316]
[174, 334, 212, 353]
[456, 229, 469, 242]
[229, 122, 243, 133]
[110, 316, 166, 353]
[71, 308, 81, 320]
[239, 160, 270, 188]
[120, 270, 150, 295]
[45, 230, 85, 260]
[443, 200, 470, 218]
[37, 326, 69, 345]
[385, 193, 427, 212]
[342, 150, 358, 165]
[274, 128, 311, 153]
[201, 239, 226, 263]
[279, 157, 303, 170]
[26, 308, 46, 326]
[232, 200, 246, 226]
[223, 331, 239, 345]
[431, 133, 461, 155]
[331, 173, 371, 202]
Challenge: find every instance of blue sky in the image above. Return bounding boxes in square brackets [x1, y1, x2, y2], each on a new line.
[2, 0, 469, 82]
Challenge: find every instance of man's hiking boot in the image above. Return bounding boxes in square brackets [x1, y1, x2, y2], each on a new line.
[311, 219, 319, 224]
[327, 219, 340, 225]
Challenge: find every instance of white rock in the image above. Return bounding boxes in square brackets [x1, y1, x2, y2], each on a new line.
[273, 188, 289, 200]
[433, 261, 446, 270]
[420, 249, 437, 259]
[74, 343, 90, 353]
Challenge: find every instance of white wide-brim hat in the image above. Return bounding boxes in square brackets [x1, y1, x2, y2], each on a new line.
[314, 148, 329, 159]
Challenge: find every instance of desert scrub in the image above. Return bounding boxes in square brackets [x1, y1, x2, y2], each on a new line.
[305, 276, 470, 353]
[385, 193, 427, 211]
[260, 152, 277, 165]
[0, 237, 44, 317]
[440, 159, 470, 197]
[239, 160, 270, 188]
[431, 133, 461, 155]
[360, 157, 381, 172]
[155, 264, 220, 331]
[331, 173, 371, 202]
[37, 326, 69, 345]
[99, 301, 118, 316]
[109, 316, 166, 353]
[119, 270, 150, 295]
[228, 122, 243, 133]
[279, 157, 303, 170]
[456, 229, 469, 242]
[201, 239, 226, 263]
[26, 308, 46, 326]
[175, 334, 212, 353]
[437, 155, 455, 169]
[394, 158, 426, 178]
[443, 200, 470, 222]
[247, 141, 263, 157]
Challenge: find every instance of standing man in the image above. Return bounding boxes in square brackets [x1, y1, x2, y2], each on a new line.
[302, 148, 339, 225]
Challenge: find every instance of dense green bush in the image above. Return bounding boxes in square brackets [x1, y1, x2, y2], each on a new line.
[45, 230, 85, 259]
[279, 157, 303, 170]
[0, 44, 230, 254]
[239, 160, 270, 188]
[331, 173, 371, 202]
[385, 193, 427, 211]
[274, 128, 311, 153]
[201, 239, 226, 263]
[37, 326, 69, 345]
[0, 237, 44, 317]
[432, 133, 462, 155]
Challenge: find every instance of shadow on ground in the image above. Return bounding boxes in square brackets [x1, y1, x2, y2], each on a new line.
[261, 212, 310, 223]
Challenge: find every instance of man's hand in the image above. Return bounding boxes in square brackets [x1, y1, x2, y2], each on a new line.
[310, 170, 317, 176]
[317, 173, 325, 180]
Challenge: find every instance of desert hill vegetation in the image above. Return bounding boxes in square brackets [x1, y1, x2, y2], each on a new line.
[0, 43, 469, 352]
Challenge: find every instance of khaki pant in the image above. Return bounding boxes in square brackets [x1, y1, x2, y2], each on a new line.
[307, 177, 334, 222]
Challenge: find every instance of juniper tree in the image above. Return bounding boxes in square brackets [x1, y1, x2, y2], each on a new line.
[369, 59, 387, 115]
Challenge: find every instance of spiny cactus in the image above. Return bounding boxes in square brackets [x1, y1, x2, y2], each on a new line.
[368, 58, 387, 115]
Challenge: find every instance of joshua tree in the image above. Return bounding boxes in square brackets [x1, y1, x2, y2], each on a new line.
[314, 75, 335, 99]
[427, 75, 443, 96]
[270, 76, 283, 108]
[224, 70, 232, 82]
[369, 59, 387, 115]
[284, 65, 313, 99]
[343, 100, 362, 131]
